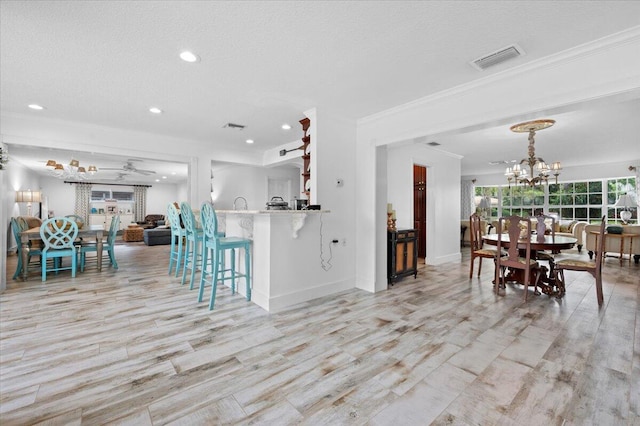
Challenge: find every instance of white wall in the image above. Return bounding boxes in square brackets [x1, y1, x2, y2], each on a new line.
[312, 108, 358, 292]
[2, 156, 41, 289]
[211, 163, 301, 211]
[387, 144, 462, 265]
[39, 179, 75, 217]
[146, 184, 180, 216]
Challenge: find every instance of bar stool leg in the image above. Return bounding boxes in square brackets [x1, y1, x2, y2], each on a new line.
[244, 244, 251, 301]
[209, 247, 221, 310]
[181, 238, 192, 285]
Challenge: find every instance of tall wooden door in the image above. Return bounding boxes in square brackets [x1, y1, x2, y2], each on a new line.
[413, 165, 427, 258]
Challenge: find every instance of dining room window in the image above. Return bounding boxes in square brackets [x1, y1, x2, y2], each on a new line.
[478, 176, 635, 224]
[547, 180, 604, 223]
[606, 177, 637, 224]
[501, 185, 544, 218]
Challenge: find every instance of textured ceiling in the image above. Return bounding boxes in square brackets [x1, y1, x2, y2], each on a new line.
[2, 0, 640, 181]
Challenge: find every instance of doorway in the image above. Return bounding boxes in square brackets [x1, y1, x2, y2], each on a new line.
[413, 164, 427, 258]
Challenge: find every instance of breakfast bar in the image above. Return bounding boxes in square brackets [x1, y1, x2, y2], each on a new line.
[215, 209, 351, 312]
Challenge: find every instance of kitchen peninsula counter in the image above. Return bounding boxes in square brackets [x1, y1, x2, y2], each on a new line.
[216, 209, 350, 312]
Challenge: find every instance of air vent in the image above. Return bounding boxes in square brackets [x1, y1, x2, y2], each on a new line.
[471, 44, 525, 71]
[223, 123, 245, 130]
[427, 141, 440, 146]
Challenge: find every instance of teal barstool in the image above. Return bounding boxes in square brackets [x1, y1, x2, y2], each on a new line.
[40, 217, 79, 281]
[198, 202, 251, 310]
[167, 202, 187, 277]
[180, 202, 205, 287]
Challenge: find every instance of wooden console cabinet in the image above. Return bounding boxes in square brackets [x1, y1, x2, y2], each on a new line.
[388, 229, 418, 284]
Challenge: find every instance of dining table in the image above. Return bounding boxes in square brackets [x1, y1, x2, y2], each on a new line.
[19, 224, 105, 281]
[482, 233, 577, 297]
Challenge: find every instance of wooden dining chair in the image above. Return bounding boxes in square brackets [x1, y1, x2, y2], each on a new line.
[39, 217, 79, 281]
[554, 216, 606, 305]
[534, 213, 556, 276]
[78, 215, 119, 272]
[495, 215, 540, 301]
[198, 202, 251, 310]
[469, 213, 500, 278]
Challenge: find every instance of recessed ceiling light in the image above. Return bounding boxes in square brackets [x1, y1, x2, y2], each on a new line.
[171, 172, 176, 175]
[155, 179, 160, 182]
[162, 176, 167, 179]
[149, 107, 163, 114]
[179, 51, 200, 63]
[28, 104, 45, 110]
[246, 139, 254, 144]
[281, 124, 291, 130]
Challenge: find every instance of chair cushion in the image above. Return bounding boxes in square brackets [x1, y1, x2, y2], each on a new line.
[473, 248, 499, 257]
[556, 259, 595, 268]
[499, 256, 538, 267]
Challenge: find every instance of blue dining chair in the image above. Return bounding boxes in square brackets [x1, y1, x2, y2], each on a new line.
[167, 202, 186, 277]
[198, 202, 251, 310]
[79, 215, 119, 272]
[10, 217, 44, 279]
[39, 217, 79, 281]
[180, 202, 205, 287]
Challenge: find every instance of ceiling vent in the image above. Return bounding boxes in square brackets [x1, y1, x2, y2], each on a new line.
[470, 44, 525, 71]
[223, 122, 245, 130]
[427, 141, 440, 146]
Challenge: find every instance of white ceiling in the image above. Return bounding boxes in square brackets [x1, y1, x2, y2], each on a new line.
[2, 1, 640, 182]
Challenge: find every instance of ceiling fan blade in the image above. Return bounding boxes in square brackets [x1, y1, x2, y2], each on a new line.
[134, 169, 156, 175]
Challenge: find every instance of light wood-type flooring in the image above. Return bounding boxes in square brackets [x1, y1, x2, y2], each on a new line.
[2, 240, 639, 425]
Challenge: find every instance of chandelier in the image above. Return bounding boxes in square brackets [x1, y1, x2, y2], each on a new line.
[46, 158, 98, 180]
[505, 119, 561, 187]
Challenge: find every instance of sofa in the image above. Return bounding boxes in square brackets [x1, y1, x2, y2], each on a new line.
[143, 227, 172, 246]
[461, 218, 488, 246]
[585, 223, 640, 264]
[137, 214, 166, 229]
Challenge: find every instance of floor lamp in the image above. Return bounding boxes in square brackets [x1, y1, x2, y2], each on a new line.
[15, 189, 42, 217]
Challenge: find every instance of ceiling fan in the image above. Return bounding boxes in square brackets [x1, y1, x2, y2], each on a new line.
[101, 160, 156, 175]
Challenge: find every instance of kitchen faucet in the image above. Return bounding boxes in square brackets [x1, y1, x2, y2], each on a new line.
[233, 196, 248, 210]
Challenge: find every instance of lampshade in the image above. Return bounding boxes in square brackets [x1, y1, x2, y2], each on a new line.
[15, 190, 42, 203]
[614, 194, 634, 208]
[69, 159, 80, 168]
[478, 196, 491, 209]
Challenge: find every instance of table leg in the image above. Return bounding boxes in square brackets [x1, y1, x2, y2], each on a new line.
[96, 230, 103, 271]
[20, 235, 29, 281]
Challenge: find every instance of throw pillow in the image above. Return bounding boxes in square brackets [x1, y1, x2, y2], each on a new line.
[606, 225, 623, 234]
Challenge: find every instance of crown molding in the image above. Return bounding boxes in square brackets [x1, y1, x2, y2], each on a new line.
[360, 25, 640, 125]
